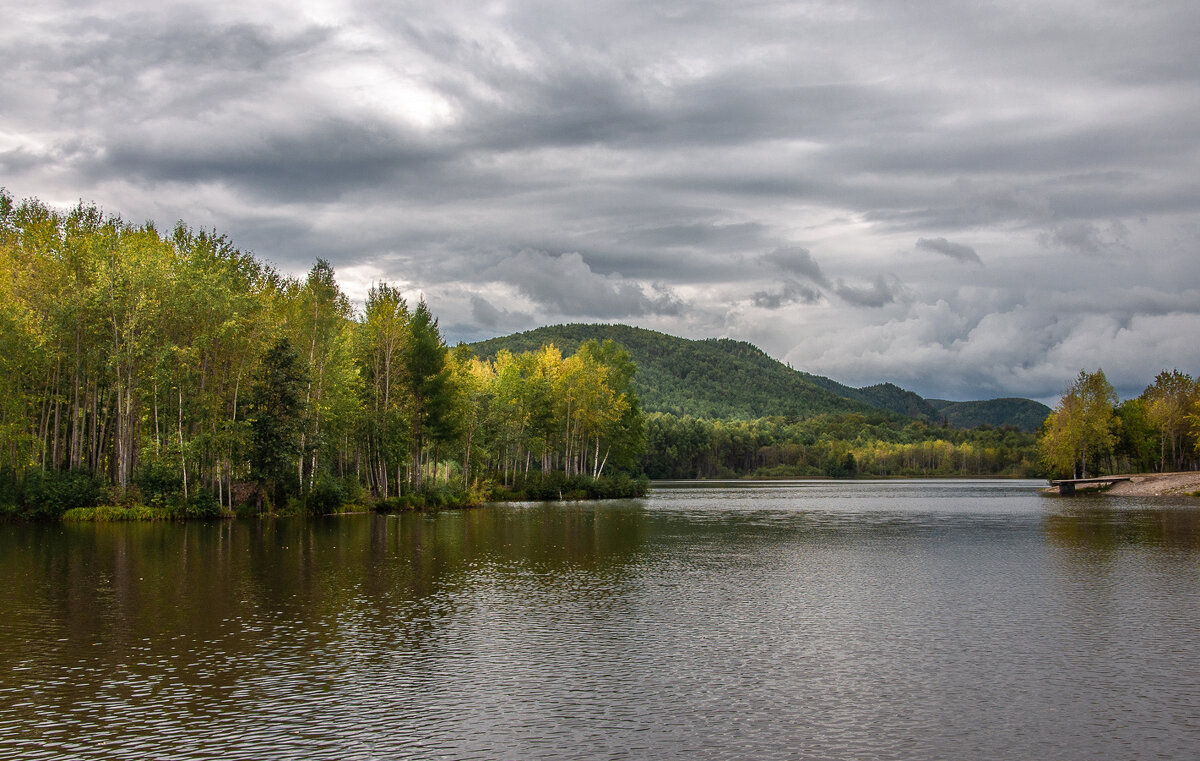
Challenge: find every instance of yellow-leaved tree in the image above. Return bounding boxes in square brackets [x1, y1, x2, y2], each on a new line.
[1039, 369, 1119, 479]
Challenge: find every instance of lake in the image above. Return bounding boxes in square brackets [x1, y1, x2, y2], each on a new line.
[2, 480, 1199, 760]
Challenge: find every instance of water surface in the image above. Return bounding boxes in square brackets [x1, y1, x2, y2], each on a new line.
[2, 480, 1199, 759]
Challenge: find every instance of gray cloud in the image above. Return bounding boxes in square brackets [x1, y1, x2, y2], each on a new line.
[761, 247, 830, 287]
[482, 250, 683, 318]
[915, 237, 981, 264]
[752, 280, 823, 309]
[835, 275, 902, 309]
[1038, 220, 1130, 256]
[3, 0, 1199, 400]
[469, 295, 533, 331]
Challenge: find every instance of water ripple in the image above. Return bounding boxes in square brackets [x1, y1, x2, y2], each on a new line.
[1, 481, 1199, 759]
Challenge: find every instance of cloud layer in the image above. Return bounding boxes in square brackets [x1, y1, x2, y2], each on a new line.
[3, 0, 1199, 402]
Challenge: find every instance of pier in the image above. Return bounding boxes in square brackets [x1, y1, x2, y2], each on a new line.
[1049, 477, 1132, 496]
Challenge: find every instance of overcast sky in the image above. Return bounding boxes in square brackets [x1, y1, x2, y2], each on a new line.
[4, 0, 1198, 403]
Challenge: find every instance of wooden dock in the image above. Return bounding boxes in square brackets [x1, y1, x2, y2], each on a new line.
[1049, 477, 1132, 495]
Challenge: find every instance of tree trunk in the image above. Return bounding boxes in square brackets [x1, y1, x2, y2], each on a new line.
[179, 387, 188, 500]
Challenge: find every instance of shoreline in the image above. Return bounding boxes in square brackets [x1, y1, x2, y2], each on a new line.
[1042, 471, 1200, 497]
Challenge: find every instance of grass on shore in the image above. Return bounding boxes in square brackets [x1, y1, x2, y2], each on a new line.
[62, 505, 198, 522]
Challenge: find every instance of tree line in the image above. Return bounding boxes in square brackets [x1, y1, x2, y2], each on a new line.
[643, 412, 1039, 479]
[0, 192, 644, 518]
[1039, 368, 1200, 478]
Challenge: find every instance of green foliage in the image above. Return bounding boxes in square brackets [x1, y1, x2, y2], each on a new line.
[1115, 398, 1158, 474]
[835, 382, 944, 422]
[927, 398, 1052, 432]
[372, 481, 486, 512]
[0, 469, 105, 520]
[1141, 369, 1199, 472]
[133, 459, 184, 507]
[180, 490, 225, 519]
[487, 472, 649, 501]
[305, 472, 350, 516]
[1039, 369, 1120, 478]
[249, 337, 308, 507]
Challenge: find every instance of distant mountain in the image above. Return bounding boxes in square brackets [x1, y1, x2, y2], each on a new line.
[927, 398, 1051, 432]
[469, 323, 1045, 429]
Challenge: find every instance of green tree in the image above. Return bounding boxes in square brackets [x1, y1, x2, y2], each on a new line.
[1115, 398, 1157, 474]
[287, 259, 355, 492]
[400, 299, 451, 490]
[1141, 370, 1198, 471]
[358, 283, 410, 496]
[248, 337, 307, 510]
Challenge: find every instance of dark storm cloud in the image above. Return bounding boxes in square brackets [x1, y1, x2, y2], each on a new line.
[4, 0, 1199, 399]
[915, 237, 981, 265]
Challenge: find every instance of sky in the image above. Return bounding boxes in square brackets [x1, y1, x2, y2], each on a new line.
[3, 0, 1198, 404]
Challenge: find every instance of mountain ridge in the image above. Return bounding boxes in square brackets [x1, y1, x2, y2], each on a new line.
[468, 323, 1049, 430]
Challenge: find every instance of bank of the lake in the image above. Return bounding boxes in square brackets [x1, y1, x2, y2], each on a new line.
[1041, 471, 1200, 497]
[2, 473, 651, 522]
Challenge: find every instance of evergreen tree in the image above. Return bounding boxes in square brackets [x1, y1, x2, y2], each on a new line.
[248, 337, 307, 510]
[400, 299, 451, 489]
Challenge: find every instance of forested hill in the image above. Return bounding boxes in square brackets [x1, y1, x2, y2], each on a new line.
[927, 398, 1052, 431]
[795, 375, 944, 423]
[471, 324, 1050, 429]
[470, 324, 881, 420]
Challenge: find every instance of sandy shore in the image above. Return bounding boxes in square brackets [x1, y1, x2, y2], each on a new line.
[1045, 471, 1200, 497]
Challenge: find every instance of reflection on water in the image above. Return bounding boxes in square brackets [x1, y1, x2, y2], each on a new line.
[1044, 497, 1200, 550]
[2, 481, 1199, 760]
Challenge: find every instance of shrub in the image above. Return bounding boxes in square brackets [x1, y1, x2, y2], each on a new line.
[11, 469, 104, 520]
[133, 460, 184, 507]
[305, 473, 346, 516]
[180, 490, 225, 520]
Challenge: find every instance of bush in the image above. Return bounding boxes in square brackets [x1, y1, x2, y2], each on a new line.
[305, 473, 346, 516]
[7, 469, 105, 520]
[497, 472, 649, 501]
[180, 490, 225, 520]
[371, 482, 484, 512]
[133, 460, 184, 507]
